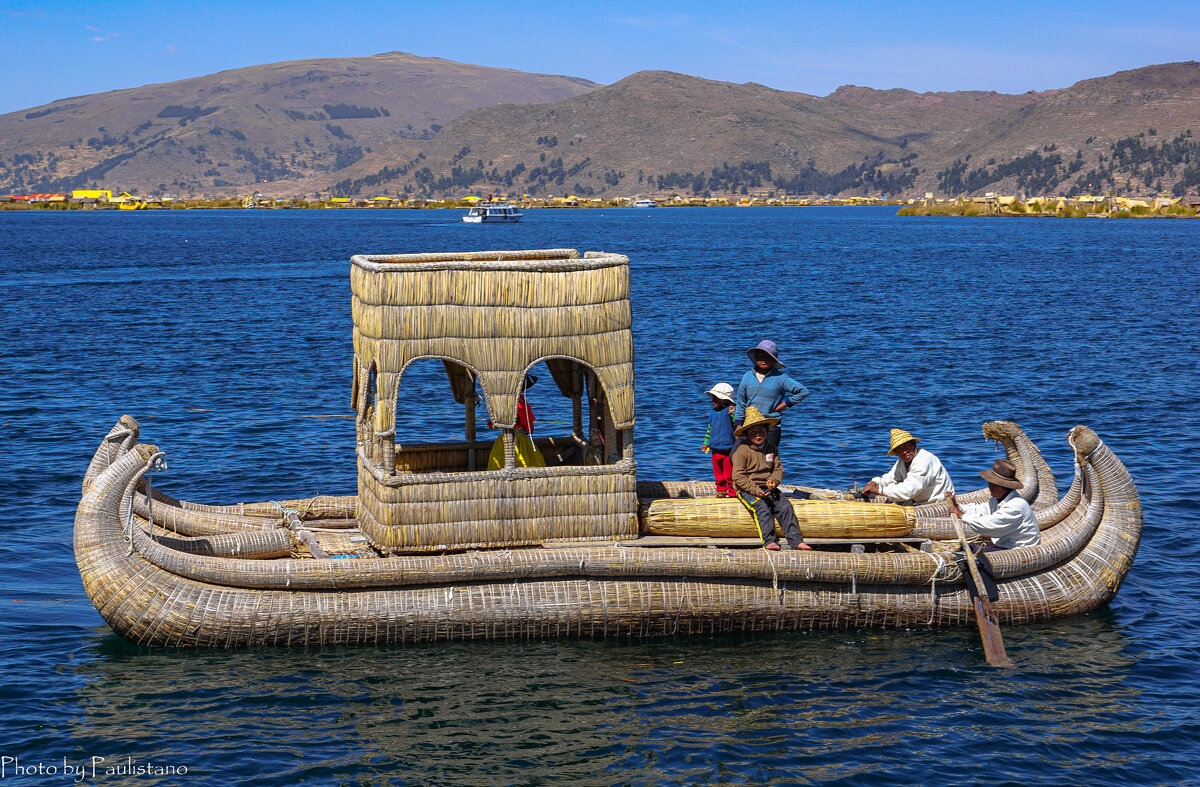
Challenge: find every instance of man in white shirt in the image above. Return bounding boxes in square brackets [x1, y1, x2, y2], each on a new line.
[946, 458, 1040, 549]
[863, 429, 955, 505]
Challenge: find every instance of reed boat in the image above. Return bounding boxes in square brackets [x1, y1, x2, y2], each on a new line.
[75, 249, 1141, 647]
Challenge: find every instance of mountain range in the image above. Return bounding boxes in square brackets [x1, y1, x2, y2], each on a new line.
[3, 53, 1199, 199]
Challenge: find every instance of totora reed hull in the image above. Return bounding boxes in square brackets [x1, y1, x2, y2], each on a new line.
[75, 417, 1140, 648]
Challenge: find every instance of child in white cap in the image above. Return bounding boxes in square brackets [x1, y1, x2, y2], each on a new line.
[701, 382, 737, 497]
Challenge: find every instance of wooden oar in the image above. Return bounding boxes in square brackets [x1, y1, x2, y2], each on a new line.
[949, 505, 1016, 669]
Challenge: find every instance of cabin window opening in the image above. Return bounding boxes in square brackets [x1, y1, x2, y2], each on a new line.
[390, 358, 495, 475]
[493, 359, 592, 469]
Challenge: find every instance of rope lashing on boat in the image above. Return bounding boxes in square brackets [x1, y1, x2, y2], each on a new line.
[764, 551, 779, 591]
[271, 500, 300, 526]
[124, 451, 166, 556]
[672, 577, 689, 634]
[146, 461, 155, 540]
[924, 551, 953, 625]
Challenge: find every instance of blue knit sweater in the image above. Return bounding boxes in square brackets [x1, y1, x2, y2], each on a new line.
[734, 369, 810, 423]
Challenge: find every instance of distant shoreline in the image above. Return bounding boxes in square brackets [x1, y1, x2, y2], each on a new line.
[4, 197, 1197, 218]
[898, 201, 1198, 219]
[0, 199, 907, 212]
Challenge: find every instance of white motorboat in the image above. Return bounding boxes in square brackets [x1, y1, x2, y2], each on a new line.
[463, 201, 524, 223]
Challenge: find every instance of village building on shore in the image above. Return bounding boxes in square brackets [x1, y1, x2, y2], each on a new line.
[2, 187, 1197, 215]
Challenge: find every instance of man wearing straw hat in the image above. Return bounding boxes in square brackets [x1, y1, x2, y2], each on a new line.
[732, 406, 811, 551]
[945, 458, 1040, 549]
[733, 339, 810, 452]
[863, 429, 954, 505]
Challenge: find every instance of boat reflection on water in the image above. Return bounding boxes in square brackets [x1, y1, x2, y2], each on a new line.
[67, 614, 1145, 783]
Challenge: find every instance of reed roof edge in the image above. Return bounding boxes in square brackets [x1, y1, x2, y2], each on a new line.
[352, 249, 629, 273]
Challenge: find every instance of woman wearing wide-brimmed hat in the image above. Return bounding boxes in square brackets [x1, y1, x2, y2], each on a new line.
[862, 428, 955, 505]
[946, 458, 1040, 549]
[733, 339, 809, 451]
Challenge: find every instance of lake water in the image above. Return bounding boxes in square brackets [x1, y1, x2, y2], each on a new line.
[1, 206, 1197, 785]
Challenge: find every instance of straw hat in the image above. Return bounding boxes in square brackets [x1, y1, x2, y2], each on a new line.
[980, 458, 1024, 489]
[735, 405, 779, 436]
[887, 428, 920, 456]
[746, 339, 784, 369]
[705, 382, 735, 403]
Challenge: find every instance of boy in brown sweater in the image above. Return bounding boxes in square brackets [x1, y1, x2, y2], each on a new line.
[732, 406, 811, 551]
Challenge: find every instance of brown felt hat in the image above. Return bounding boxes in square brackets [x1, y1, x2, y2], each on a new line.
[980, 458, 1023, 490]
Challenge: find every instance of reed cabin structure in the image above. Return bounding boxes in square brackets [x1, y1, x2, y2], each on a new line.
[350, 249, 638, 552]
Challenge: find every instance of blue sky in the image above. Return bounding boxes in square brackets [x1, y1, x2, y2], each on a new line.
[2, 0, 1198, 116]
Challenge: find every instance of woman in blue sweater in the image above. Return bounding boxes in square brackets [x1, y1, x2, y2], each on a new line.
[734, 339, 810, 451]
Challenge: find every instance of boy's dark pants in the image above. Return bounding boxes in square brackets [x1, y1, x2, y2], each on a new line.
[737, 489, 804, 548]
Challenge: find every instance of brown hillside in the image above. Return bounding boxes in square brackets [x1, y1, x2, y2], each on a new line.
[336, 70, 1048, 198]
[5, 58, 1199, 199]
[0, 52, 598, 195]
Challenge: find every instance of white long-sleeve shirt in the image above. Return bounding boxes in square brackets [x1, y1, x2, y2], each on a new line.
[961, 489, 1041, 549]
[872, 448, 955, 504]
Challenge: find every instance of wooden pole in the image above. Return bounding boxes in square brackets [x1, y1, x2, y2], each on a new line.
[951, 511, 1016, 669]
[465, 391, 477, 471]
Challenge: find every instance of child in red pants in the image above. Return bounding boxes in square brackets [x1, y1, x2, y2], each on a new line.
[701, 382, 737, 497]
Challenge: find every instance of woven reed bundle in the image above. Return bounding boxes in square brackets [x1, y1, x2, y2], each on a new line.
[639, 497, 915, 539]
[161, 495, 356, 521]
[122, 454, 1106, 594]
[981, 420, 1058, 507]
[129, 492, 284, 536]
[74, 420, 1139, 646]
[130, 521, 958, 593]
[139, 524, 295, 559]
[82, 414, 140, 491]
[127, 445, 1102, 594]
[350, 249, 634, 431]
[84, 417, 350, 518]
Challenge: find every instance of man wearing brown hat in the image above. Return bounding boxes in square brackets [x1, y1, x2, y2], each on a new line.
[945, 458, 1040, 549]
[862, 428, 955, 505]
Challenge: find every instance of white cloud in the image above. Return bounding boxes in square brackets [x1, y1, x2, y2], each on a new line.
[609, 13, 694, 32]
[86, 25, 120, 43]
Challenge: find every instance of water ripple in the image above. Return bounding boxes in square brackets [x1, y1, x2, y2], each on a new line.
[1, 208, 1197, 785]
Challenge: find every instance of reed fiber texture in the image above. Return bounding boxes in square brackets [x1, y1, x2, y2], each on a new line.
[357, 452, 638, 551]
[638, 496, 915, 538]
[74, 418, 1140, 646]
[350, 249, 634, 432]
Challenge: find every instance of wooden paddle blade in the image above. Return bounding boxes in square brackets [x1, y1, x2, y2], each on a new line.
[974, 596, 1016, 669]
